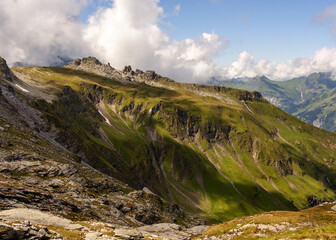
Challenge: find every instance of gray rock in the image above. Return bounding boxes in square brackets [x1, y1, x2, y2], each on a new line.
[85, 232, 115, 240]
[0, 208, 72, 227]
[37, 228, 47, 238]
[127, 190, 144, 199]
[0, 225, 25, 240]
[137, 223, 190, 240]
[331, 204, 336, 211]
[66, 224, 84, 231]
[145, 70, 156, 80]
[110, 207, 123, 218]
[114, 228, 144, 239]
[186, 225, 208, 236]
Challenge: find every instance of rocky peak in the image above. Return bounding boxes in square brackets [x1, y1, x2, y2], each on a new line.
[0, 56, 13, 82]
[145, 70, 157, 80]
[64, 56, 129, 83]
[67, 56, 105, 69]
[123, 65, 132, 73]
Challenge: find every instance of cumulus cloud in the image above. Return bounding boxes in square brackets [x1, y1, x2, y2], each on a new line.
[1, 0, 336, 82]
[84, 0, 167, 70]
[84, 0, 224, 82]
[0, 0, 89, 66]
[220, 47, 336, 80]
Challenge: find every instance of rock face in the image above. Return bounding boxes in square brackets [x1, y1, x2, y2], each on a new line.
[65, 57, 125, 83]
[0, 57, 14, 82]
[65, 57, 166, 85]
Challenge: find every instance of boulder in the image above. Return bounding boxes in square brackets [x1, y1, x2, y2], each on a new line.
[114, 228, 144, 239]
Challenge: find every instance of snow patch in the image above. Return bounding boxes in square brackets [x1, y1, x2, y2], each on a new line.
[15, 84, 29, 93]
[264, 96, 281, 107]
[143, 187, 156, 195]
[313, 118, 322, 128]
[98, 110, 111, 126]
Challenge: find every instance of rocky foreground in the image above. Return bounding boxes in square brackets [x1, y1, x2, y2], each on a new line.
[2, 203, 336, 240]
[0, 208, 207, 239]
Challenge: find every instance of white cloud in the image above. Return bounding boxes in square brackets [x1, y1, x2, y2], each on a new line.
[0, 0, 89, 66]
[174, 4, 181, 16]
[1, 0, 336, 82]
[314, 4, 336, 39]
[220, 47, 336, 80]
[84, 0, 166, 71]
[84, 0, 224, 82]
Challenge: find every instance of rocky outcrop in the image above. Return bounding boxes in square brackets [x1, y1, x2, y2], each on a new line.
[238, 91, 263, 101]
[0, 57, 14, 82]
[65, 57, 125, 83]
[0, 208, 208, 240]
[0, 222, 55, 240]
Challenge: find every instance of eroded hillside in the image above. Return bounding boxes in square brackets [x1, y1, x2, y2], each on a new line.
[6, 56, 336, 222]
[0, 56, 208, 239]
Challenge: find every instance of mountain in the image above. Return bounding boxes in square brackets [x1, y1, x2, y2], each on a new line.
[0, 56, 206, 239]
[208, 73, 336, 132]
[1, 56, 336, 238]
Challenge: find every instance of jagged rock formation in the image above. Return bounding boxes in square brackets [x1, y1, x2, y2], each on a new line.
[65, 56, 166, 85]
[0, 57, 15, 82]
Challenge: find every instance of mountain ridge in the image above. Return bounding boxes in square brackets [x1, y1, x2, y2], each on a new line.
[6, 57, 336, 221]
[208, 72, 336, 132]
[1, 55, 336, 238]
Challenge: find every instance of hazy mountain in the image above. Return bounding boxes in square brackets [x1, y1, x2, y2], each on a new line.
[208, 72, 336, 132]
[1, 56, 336, 238]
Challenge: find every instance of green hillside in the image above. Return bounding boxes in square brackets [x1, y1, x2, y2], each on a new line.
[10, 58, 336, 222]
[208, 73, 336, 132]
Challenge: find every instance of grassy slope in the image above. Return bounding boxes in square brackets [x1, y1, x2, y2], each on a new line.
[209, 75, 336, 132]
[12, 66, 336, 222]
[204, 202, 336, 239]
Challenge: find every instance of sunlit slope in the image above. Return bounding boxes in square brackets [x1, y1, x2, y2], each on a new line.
[203, 202, 336, 239]
[12, 66, 336, 221]
[209, 73, 336, 132]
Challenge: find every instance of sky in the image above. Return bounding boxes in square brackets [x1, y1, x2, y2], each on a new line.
[1, 0, 336, 82]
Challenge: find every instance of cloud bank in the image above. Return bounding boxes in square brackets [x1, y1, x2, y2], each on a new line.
[1, 0, 336, 82]
[220, 47, 336, 80]
[0, 0, 89, 66]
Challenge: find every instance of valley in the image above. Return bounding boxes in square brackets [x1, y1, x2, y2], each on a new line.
[1, 56, 336, 239]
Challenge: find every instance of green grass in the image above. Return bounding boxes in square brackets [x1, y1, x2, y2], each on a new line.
[11, 65, 336, 222]
[204, 203, 336, 239]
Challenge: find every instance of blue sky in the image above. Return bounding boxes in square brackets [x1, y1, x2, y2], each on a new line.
[2, 0, 336, 82]
[159, 0, 336, 65]
[79, 0, 336, 65]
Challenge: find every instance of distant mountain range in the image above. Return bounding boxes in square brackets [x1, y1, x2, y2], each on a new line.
[208, 72, 336, 132]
